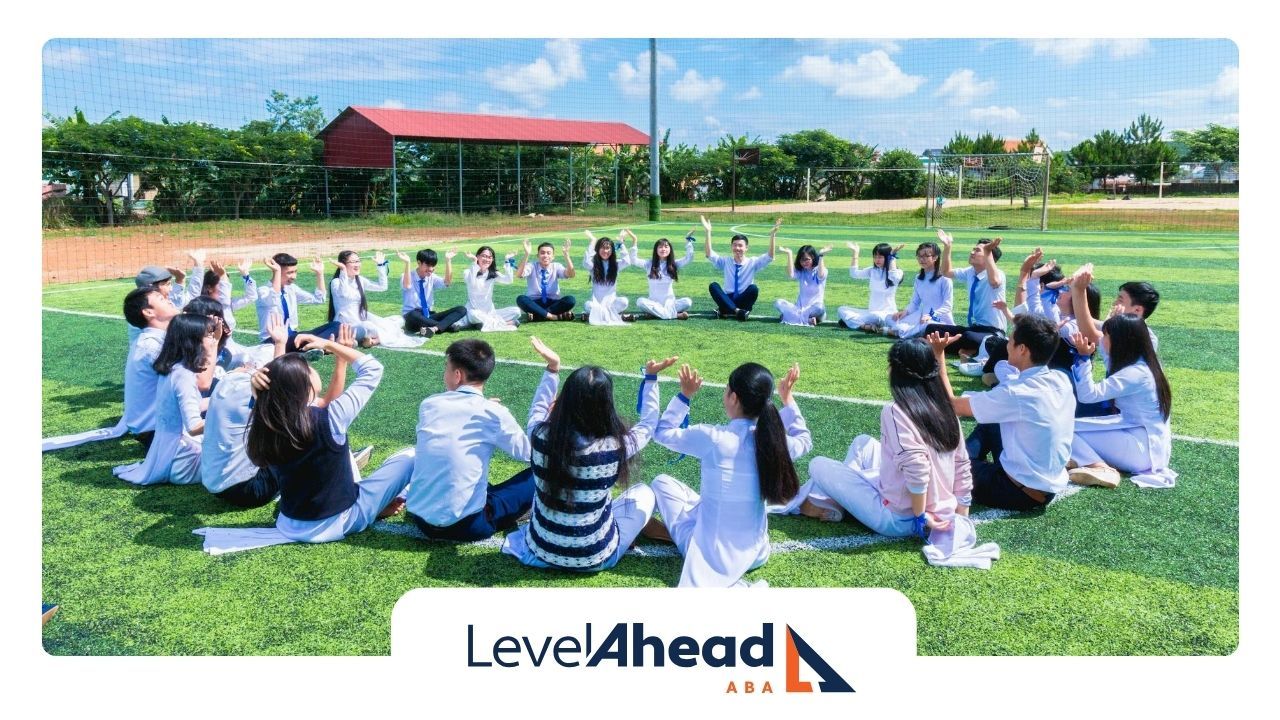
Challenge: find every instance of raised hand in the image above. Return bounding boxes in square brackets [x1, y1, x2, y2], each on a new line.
[188, 249, 207, 267]
[265, 313, 288, 346]
[310, 257, 325, 275]
[250, 366, 271, 394]
[529, 336, 560, 372]
[993, 298, 1009, 312]
[464, 251, 477, 262]
[396, 250, 411, 263]
[1073, 262, 1094, 287]
[936, 229, 953, 248]
[1031, 259, 1058, 279]
[166, 266, 186, 284]
[292, 333, 324, 352]
[846, 241, 860, 254]
[263, 256, 280, 272]
[336, 324, 357, 349]
[584, 230, 598, 243]
[644, 356, 679, 375]
[925, 331, 961, 357]
[1020, 247, 1044, 276]
[700, 215, 712, 232]
[677, 363, 703, 398]
[1069, 331, 1097, 357]
[777, 363, 801, 406]
[891, 243, 905, 255]
[445, 249, 459, 261]
[562, 238, 572, 255]
[209, 259, 226, 278]
[984, 237, 1003, 254]
[522, 238, 532, 255]
[818, 245, 833, 256]
[373, 250, 385, 265]
[237, 257, 253, 277]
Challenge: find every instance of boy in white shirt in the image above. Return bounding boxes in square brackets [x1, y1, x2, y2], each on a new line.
[702, 215, 778, 321]
[122, 286, 180, 450]
[927, 314, 1074, 511]
[400, 248, 468, 338]
[515, 238, 577, 321]
[924, 230, 1007, 355]
[254, 252, 339, 351]
[405, 339, 544, 541]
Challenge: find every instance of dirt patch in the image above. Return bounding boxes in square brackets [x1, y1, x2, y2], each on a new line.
[42, 217, 608, 284]
[686, 196, 1238, 215]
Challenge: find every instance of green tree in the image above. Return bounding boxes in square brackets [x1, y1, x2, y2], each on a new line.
[1170, 124, 1239, 189]
[866, 148, 925, 199]
[1122, 114, 1179, 184]
[972, 131, 1006, 155]
[266, 91, 327, 135]
[42, 111, 148, 226]
[776, 129, 875, 199]
[942, 132, 976, 156]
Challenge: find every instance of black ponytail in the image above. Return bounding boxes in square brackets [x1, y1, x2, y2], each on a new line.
[727, 363, 799, 505]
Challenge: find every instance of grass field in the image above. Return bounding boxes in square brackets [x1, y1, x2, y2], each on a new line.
[40, 221, 1239, 656]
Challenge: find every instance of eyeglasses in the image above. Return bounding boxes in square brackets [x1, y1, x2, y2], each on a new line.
[916, 252, 935, 259]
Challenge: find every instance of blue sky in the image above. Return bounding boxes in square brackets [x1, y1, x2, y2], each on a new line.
[42, 38, 1238, 153]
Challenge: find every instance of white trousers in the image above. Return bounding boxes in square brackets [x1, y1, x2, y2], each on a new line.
[775, 299, 826, 326]
[837, 306, 894, 328]
[636, 296, 692, 320]
[807, 436, 915, 537]
[1071, 425, 1151, 473]
[586, 295, 630, 325]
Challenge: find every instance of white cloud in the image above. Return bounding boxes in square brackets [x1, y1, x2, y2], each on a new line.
[380, 99, 405, 110]
[433, 92, 463, 109]
[483, 38, 585, 108]
[970, 106, 1021, 121]
[43, 46, 88, 69]
[1023, 39, 1151, 65]
[800, 39, 903, 54]
[671, 69, 725, 104]
[934, 69, 995, 106]
[1046, 96, 1081, 108]
[782, 51, 925, 99]
[610, 50, 677, 98]
[476, 103, 530, 117]
[1213, 65, 1239, 98]
[736, 86, 763, 101]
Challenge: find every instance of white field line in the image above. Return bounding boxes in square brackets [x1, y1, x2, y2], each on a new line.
[40, 305, 1240, 448]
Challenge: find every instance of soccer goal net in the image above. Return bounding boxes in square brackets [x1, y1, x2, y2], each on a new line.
[925, 152, 1050, 231]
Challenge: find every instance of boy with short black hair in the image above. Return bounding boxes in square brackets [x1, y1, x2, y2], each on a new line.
[405, 339, 544, 541]
[515, 238, 577, 321]
[122, 286, 180, 450]
[399, 248, 468, 338]
[923, 230, 1007, 355]
[254, 252, 338, 351]
[703, 216, 778, 321]
[927, 313, 1074, 512]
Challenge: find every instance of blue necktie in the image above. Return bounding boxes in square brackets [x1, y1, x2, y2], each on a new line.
[280, 290, 290, 325]
[733, 263, 741, 298]
[966, 274, 980, 326]
[417, 277, 430, 313]
[540, 267, 549, 304]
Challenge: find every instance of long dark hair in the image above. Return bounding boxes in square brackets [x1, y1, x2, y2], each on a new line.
[649, 238, 678, 281]
[727, 363, 799, 505]
[1102, 314, 1171, 420]
[153, 313, 218, 376]
[183, 295, 230, 356]
[201, 269, 221, 297]
[793, 245, 820, 275]
[246, 353, 317, 466]
[532, 366, 633, 511]
[475, 245, 499, 280]
[328, 250, 368, 322]
[591, 237, 619, 285]
[888, 339, 961, 452]
[915, 241, 941, 282]
[872, 242, 896, 287]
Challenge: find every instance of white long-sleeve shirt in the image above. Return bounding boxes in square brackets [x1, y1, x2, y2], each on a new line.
[633, 240, 695, 303]
[709, 252, 772, 296]
[255, 280, 326, 340]
[1072, 357, 1172, 476]
[123, 327, 166, 434]
[850, 264, 905, 314]
[654, 394, 813, 588]
[900, 274, 954, 326]
[583, 246, 635, 302]
[407, 372, 555, 527]
[330, 263, 389, 325]
[463, 262, 514, 314]
[965, 364, 1074, 495]
[200, 371, 258, 494]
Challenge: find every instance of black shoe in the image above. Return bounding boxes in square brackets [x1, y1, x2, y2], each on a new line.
[416, 326, 435, 339]
[735, 308, 748, 322]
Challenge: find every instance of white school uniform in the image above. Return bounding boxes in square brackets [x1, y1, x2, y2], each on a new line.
[1071, 357, 1176, 488]
[651, 394, 813, 587]
[275, 356, 416, 542]
[200, 372, 259, 494]
[634, 241, 695, 320]
[965, 364, 1075, 495]
[114, 362, 214, 485]
[186, 266, 258, 332]
[775, 267, 827, 325]
[953, 265, 1007, 331]
[406, 374, 548, 526]
[583, 248, 634, 326]
[837, 263, 904, 327]
[123, 327, 166, 434]
[519, 261, 571, 300]
[890, 273, 954, 337]
[402, 272, 447, 314]
[254, 280, 326, 340]
[464, 262, 521, 331]
[708, 251, 772, 297]
[330, 263, 425, 347]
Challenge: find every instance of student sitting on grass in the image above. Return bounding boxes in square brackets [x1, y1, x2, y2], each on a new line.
[515, 239, 577, 322]
[184, 249, 256, 334]
[399, 248, 469, 338]
[501, 337, 676, 572]
[643, 361, 811, 587]
[122, 285, 180, 450]
[634, 234, 697, 321]
[246, 332, 408, 544]
[114, 313, 222, 486]
[703, 215, 778, 321]
[462, 245, 521, 332]
[254, 253, 341, 351]
[1066, 314, 1176, 489]
[923, 230, 1007, 356]
[775, 243, 831, 326]
[796, 338, 972, 540]
[927, 314, 1074, 512]
[836, 241, 904, 333]
[582, 230, 639, 325]
[406, 339, 538, 541]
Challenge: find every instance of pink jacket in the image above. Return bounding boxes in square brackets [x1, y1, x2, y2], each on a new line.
[877, 403, 973, 518]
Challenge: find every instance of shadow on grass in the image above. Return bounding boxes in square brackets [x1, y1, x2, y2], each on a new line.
[44, 383, 125, 415]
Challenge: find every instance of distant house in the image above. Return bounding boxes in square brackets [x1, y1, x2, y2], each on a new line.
[1003, 139, 1049, 162]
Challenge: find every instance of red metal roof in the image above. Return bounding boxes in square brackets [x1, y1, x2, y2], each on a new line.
[319, 106, 649, 146]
